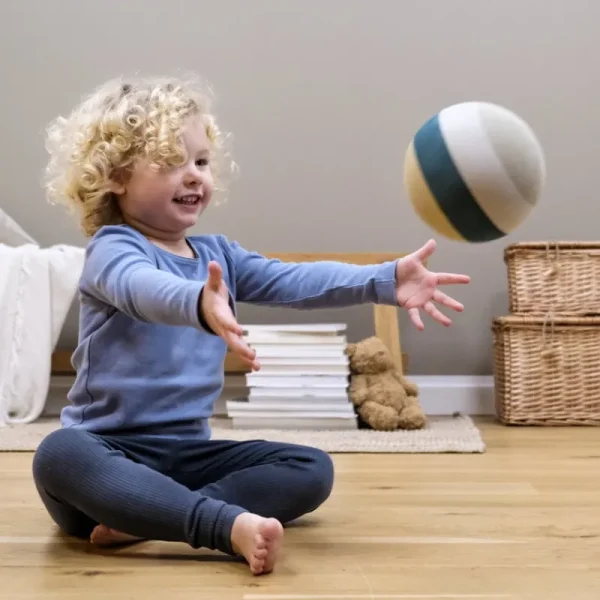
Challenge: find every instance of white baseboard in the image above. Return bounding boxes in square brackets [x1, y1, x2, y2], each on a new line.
[45, 374, 496, 418]
[409, 375, 495, 415]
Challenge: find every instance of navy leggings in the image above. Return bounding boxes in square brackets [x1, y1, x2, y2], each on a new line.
[32, 427, 334, 556]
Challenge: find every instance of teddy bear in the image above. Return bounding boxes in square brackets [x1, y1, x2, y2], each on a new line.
[345, 336, 427, 431]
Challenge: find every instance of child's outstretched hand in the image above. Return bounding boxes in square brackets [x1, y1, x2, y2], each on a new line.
[200, 261, 260, 370]
[395, 239, 471, 330]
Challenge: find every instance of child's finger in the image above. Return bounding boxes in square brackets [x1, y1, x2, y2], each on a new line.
[433, 290, 464, 312]
[224, 331, 250, 357]
[213, 302, 244, 336]
[223, 330, 260, 368]
[408, 307, 424, 331]
[435, 272, 471, 285]
[206, 261, 223, 291]
[413, 239, 436, 262]
[424, 301, 452, 326]
[206, 297, 259, 370]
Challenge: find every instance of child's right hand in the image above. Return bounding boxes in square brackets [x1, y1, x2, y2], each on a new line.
[200, 261, 260, 371]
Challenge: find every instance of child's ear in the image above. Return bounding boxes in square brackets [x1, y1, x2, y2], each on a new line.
[108, 168, 128, 195]
[108, 180, 125, 195]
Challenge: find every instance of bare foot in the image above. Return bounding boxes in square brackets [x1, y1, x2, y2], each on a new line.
[230, 513, 284, 575]
[90, 524, 145, 547]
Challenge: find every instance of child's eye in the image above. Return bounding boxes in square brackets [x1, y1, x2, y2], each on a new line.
[196, 159, 209, 167]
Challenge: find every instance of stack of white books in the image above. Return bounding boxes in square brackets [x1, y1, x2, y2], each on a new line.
[225, 323, 357, 430]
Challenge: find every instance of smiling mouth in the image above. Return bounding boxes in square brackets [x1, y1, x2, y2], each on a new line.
[173, 194, 201, 205]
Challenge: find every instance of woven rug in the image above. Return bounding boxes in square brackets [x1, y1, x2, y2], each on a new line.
[0, 414, 484, 453]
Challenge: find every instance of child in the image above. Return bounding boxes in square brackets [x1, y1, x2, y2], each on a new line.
[32, 74, 470, 575]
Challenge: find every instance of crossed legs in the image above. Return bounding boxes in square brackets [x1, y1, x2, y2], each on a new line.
[32, 428, 334, 574]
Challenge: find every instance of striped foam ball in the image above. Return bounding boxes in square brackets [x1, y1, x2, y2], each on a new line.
[404, 102, 546, 242]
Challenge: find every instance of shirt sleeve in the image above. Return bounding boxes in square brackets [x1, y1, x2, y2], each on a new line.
[220, 237, 399, 308]
[80, 225, 207, 328]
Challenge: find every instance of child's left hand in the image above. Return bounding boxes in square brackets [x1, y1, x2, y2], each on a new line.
[395, 239, 471, 330]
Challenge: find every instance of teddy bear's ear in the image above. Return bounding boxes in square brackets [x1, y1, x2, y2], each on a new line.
[345, 343, 356, 358]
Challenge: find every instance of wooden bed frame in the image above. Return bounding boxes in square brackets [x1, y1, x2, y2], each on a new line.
[51, 252, 408, 375]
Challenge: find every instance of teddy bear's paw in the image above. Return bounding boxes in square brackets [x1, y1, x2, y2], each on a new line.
[358, 401, 401, 431]
[397, 406, 427, 430]
[403, 380, 420, 397]
[345, 343, 357, 358]
[391, 371, 419, 396]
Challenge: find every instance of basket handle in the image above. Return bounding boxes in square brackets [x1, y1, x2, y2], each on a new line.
[543, 242, 559, 278]
[541, 311, 557, 358]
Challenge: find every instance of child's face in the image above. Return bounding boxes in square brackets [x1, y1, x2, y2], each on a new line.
[113, 116, 214, 238]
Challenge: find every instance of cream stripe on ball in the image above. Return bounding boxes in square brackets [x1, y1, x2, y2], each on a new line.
[477, 102, 546, 206]
[437, 102, 535, 235]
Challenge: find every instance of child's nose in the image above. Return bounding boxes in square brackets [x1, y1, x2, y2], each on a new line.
[184, 165, 203, 186]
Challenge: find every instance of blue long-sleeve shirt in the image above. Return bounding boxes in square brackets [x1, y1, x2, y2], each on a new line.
[62, 224, 399, 437]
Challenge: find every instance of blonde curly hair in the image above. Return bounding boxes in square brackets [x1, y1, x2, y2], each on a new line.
[44, 74, 236, 236]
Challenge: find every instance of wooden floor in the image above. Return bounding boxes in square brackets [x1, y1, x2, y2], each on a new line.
[1, 417, 599, 599]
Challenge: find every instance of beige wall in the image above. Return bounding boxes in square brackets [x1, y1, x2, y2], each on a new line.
[1, 0, 596, 374]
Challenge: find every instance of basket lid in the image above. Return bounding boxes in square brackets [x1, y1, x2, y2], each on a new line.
[504, 240, 600, 251]
[504, 241, 600, 262]
[492, 314, 600, 329]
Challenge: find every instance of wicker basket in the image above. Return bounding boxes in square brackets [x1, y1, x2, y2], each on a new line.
[492, 315, 600, 425]
[504, 241, 600, 316]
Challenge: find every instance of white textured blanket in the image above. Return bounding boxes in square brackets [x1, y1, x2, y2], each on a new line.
[0, 209, 84, 425]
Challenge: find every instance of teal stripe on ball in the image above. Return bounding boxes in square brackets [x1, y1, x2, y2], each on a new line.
[413, 114, 505, 242]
